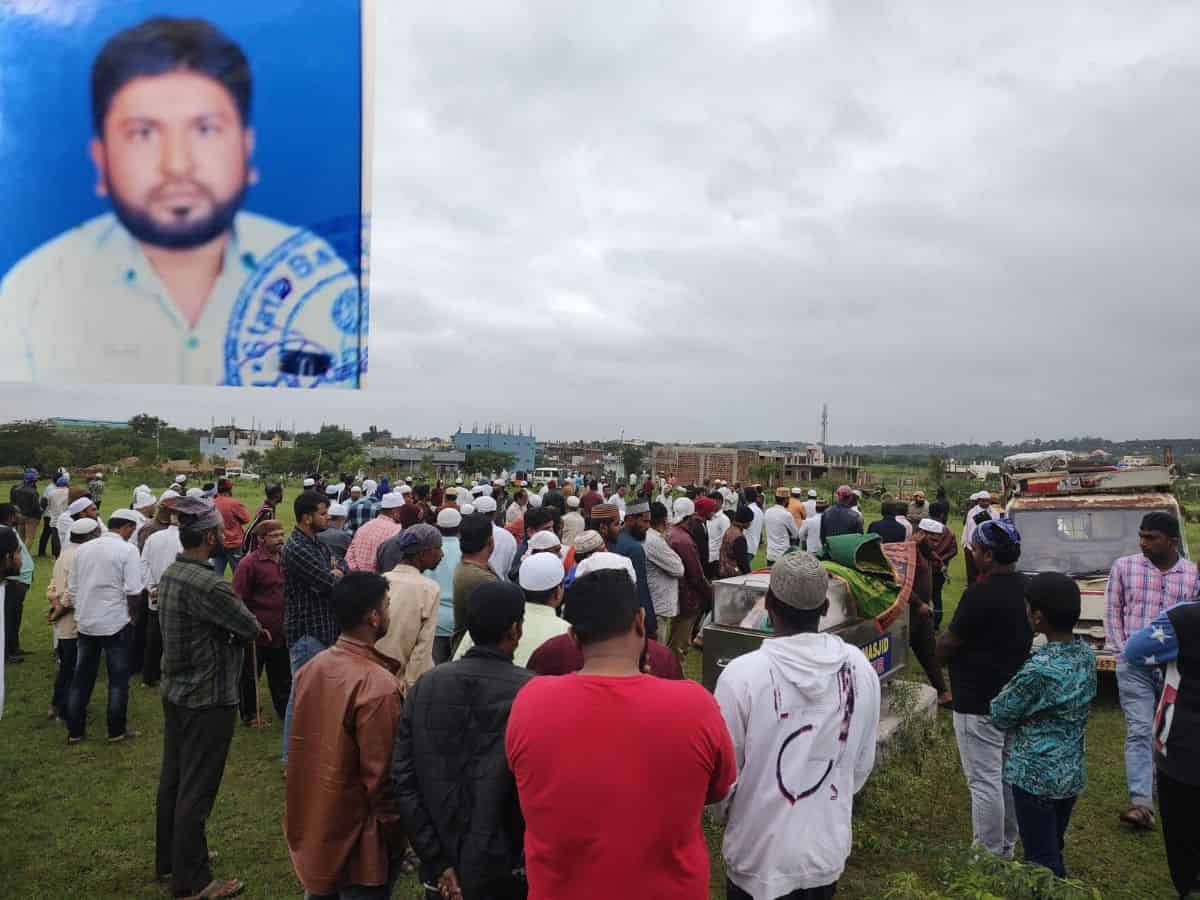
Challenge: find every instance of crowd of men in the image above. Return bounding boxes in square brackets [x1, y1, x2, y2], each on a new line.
[3, 466, 1200, 899]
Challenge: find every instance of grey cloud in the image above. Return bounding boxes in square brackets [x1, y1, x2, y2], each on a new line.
[3, 1, 1199, 445]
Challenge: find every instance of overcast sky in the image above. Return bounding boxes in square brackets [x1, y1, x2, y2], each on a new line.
[4, 1, 1199, 444]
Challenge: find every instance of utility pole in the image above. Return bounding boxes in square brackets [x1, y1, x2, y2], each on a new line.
[820, 403, 828, 447]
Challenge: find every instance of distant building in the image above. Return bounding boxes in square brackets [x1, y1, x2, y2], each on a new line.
[945, 459, 1001, 481]
[50, 417, 127, 430]
[452, 425, 536, 472]
[365, 447, 466, 479]
[650, 445, 761, 485]
[200, 426, 293, 460]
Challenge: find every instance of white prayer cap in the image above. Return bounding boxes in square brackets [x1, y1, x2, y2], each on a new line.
[67, 497, 94, 515]
[460, 503, 476, 515]
[673, 497, 695, 519]
[574, 551, 636, 584]
[474, 496, 498, 513]
[918, 518, 945, 535]
[493, 478, 505, 486]
[436, 508, 462, 529]
[159, 489, 180, 503]
[350, 484, 363, 494]
[303, 477, 315, 487]
[325, 484, 340, 496]
[134, 492, 157, 510]
[108, 508, 139, 525]
[790, 486, 803, 496]
[398, 484, 412, 494]
[808, 489, 818, 498]
[136, 484, 150, 494]
[455, 477, 463, 485]
[329, 503, 349, 517]
[380, 492, 405, 509]
[70, 517, 101, 536]
[363, 479, 378, 494]
[519, 552, 565, 591]
[481, 485, 494, 497]
[186, 487, 204, 498]
[528, 530, 561, 552]
[470, 485, 484, 497]
[566, 495, 580, 508]
[527, 493, 543, 508]
[172, 475, 185, 484]
[977, 490, 992, 500]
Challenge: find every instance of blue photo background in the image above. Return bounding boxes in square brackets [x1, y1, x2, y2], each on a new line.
[0, 0, 363, 278]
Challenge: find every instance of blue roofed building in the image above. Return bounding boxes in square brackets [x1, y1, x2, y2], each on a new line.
[452, 424, 536, 472]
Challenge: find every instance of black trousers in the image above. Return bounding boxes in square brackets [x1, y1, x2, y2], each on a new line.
[156, 701, 236, 896]
[931, 571, 947, 630]
[4, 581, 28, 657]
[38, 515, 60, 557]
[1158, 768, 1200, 898]
[909, 610, 948, 695]
[238, 643, 291, 721]
[130, 592, 148, 676]
[432, 635, 452, 665]
[143, 609, 163, 686]
[52, 637, 78, 717]
[727, 877, 836, 899]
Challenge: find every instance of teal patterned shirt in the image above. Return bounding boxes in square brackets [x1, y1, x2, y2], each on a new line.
[990, 638, 1097, 799]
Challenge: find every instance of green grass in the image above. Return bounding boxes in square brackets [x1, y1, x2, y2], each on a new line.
[0, 476, 1191, 898]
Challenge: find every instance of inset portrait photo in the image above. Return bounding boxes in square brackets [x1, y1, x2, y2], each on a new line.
[0, 1, 370, 388]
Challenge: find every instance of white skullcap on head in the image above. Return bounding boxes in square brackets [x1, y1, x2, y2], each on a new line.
[134, 492, 157, 510]
[186, 487, 204, 498]
[481, 485, 494, 497]
[460, 503, 476, 515]
[70, 517, 101, 535]
[474, 495, 498, 514]
[363, 479, 378, 493]
[527, 493, 543, 508]
[436, 507, 462, 529]
[380, 492, 405, 509]
[67, 497, 94, 515]
[519, 552, 565, 591]
[918, 518, 945, 535]
[574, 551, 637, 583]
[470, 485, 484, 496]
[328, 503, 348, 517]
[159, 489, 180, 503]
[566, 495, 580, 508]
[528, 530, 561, 552]
[303, 478, 315, 487]
[673, 497, 695, 519]
[325, 484, 340, 496]
[808, 489, 818, 498]
[350, 484, 363, 493]
[108, 508, 139, 525]
[172, 475, 185, 484]
[398, 484, 412, 494]
[977, 490, 991, 500]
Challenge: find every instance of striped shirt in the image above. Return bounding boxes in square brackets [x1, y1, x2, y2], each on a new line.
[345, 514, 403, 573]
[1105, 553, 1200, 653]
[346, 497, 381, 534]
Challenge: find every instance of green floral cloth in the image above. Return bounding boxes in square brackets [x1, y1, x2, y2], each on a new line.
[990, 638, 1097, 799]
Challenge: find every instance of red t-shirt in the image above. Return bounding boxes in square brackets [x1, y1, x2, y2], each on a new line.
[214, 494, 250, 549]
[506, 674, 736, 900]
[526, 635, 683, 679]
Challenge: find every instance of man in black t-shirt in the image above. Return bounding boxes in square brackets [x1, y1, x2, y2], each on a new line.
[937, 518, 1032, 859]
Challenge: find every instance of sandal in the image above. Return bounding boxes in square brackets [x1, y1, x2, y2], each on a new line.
[1119, 806, 1156, 830]
[184, 877, 244, 899]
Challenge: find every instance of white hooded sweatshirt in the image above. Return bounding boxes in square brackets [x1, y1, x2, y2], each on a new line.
[713, 632, 880, 899]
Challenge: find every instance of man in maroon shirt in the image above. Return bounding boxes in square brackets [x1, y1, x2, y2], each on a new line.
[579, 480, 605, 519]
[231, 520, 291, 725]
[527, 631, 682, 679]
[506, 567, 735, 900]
[667, 497, 712, 663]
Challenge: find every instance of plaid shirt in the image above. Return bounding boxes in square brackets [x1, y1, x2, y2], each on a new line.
[158, 555, 261, 709]
[1105, 553, 1200, 653]
[284, 527, 344, 647]
[345, 514, 403, 573]
[347, 497, 380, 534]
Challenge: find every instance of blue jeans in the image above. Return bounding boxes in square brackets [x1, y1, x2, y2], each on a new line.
[281, 635, 329, 762]
[1116, 659, 1163, 808]
[1011, 785, 1077, 878]
[211, 548, 243, 578]
[67, 625, 133, 739]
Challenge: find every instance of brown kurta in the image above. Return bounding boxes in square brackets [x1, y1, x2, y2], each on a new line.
[285, 637, 404, 894]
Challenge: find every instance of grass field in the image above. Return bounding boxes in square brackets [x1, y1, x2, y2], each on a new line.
[0, 476, 1191, 898]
